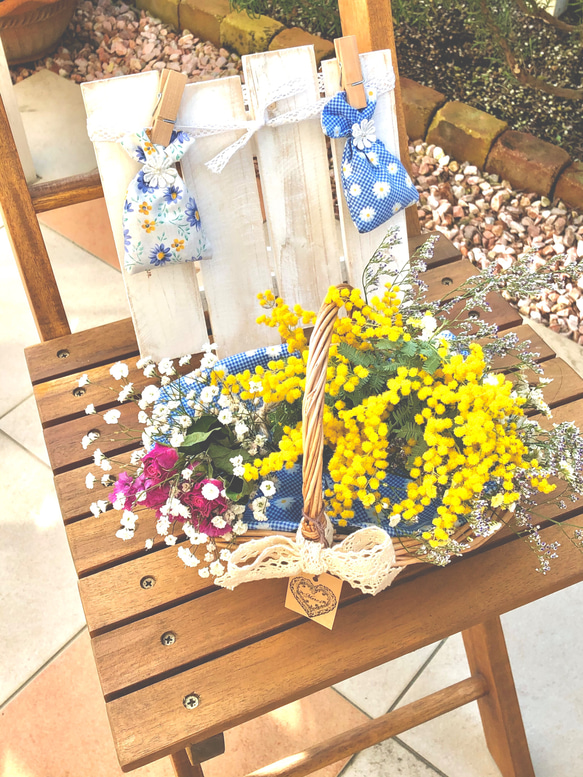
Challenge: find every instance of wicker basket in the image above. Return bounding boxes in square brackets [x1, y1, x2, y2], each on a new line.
[217, 284, 503, 591]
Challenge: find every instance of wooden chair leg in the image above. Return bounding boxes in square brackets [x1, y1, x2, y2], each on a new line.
[462, 616, 535, 777]
[171, 749, 204, 777]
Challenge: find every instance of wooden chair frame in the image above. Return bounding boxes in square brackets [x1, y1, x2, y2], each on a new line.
[1, 2, 582, 775]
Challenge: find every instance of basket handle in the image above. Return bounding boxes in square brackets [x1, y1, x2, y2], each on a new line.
[301, 284, 353, 543]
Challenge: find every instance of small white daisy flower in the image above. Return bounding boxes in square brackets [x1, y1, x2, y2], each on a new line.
[349, 183, 362, 197]
[373, 180, 390, 199]
[342, 161, 352, 177]
[359, 207, 376, 223]
[392, 202, 402, 213]
[388, 162, 398, 175]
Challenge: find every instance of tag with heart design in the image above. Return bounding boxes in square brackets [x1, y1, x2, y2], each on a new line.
[285, 572, 343, 629]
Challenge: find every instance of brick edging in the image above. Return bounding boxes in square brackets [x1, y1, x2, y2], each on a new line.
[134, 0, 583, 211]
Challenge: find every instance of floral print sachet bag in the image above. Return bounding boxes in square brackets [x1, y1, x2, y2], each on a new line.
[321, 87, 419, 234]
[120, 129, 211, 274]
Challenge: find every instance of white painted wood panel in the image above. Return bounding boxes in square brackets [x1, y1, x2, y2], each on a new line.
[177, 77, 278, 357]
[321, 50, 410, 291]
[243, 47, 343, 315]
[82, 72, 207, 361]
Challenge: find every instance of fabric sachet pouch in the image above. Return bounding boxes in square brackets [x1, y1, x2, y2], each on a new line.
[121, 129, 211, 274]
[321, 87, 419, 234]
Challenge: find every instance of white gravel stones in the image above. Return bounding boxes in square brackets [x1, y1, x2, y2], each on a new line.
[410, 142, 583, 345]
[10, 0, 241, 84]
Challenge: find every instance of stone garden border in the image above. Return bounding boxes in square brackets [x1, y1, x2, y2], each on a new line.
[135, 0, 583, 211]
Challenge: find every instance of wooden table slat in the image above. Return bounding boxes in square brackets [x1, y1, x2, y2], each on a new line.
[44, 402, 140, 472]
[25, 317, 138, 384]
[105, 516, 583, 771]
[407, 231, 462, 268]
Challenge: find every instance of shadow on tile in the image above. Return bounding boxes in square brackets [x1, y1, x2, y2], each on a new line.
[0, 630, 367, 777]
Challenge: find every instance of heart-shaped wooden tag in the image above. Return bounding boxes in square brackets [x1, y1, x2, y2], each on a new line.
[285, 572, 343, 629]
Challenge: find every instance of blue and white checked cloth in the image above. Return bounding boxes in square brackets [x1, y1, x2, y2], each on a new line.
[158, 345, 439, 538]
[321, 88, 419, 234]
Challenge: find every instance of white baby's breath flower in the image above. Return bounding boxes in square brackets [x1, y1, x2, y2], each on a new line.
[161, 376, 171, 386]
[217, 394, 230, 409]
[200, 352, 218, 370]
[81, 432, 98, 450]
[234, 421, 249, 441]
[78, 374, 89, 387]
[209, 560, 225, 576]
[233, 520, 248, 535]
[143, 364, 156, 378]
[218, 408, 233, 425]
[130, 448, 145, 465]
[191, 532, 209, 545]
[248, 380, 262, 394]
[201, 482, 220, 501]
[85, 404, 96, 415]
[138, 410, 149, 425]
[389, 514, 402, 527]
[182, 468, 193, 480]
[169, 430, 185, 448]
[198, 567, 210, 578]
[103, 408, 121, 424]
[85, 472, 96, 489]
[230, 455, 245, 477]
[219, 548, 232, 561]
[260, 480, 276, 497]
[118, 383, 134, 403]
[165, 535, 178, 546]
[121, 510, 138, 529]
[178, 545, 199, 567]
[145, 538, 154, 550]
[137, 356, 153, 369]
[158, 358, 175, 376]
[90, 500, 108, 517]
[112, 493, 126, 511]
[178, 354, 192, 366]
[100, 457, 112, 472]
[178, 415, 191, 428]
[483, 373, 500, 387]
[116, 527, 134, 541]
[141, 385, 160, 404]
[156, 515, 171, 535]
[211, 515, 227, 529]
[101, 474, 112, 486]
[110, 362, 129, 380]
[204, 551, 214, 562]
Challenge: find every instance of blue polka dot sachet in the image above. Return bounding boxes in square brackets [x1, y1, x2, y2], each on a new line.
[321, 87, 419, 234]
[120, 129, 212, 275]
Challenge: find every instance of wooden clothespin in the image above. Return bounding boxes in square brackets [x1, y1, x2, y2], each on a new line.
[150, 70, 187, 146]
[334, 35, 367, 110]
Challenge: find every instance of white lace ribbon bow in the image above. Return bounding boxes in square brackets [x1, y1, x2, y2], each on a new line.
[215, 518, 403, 595]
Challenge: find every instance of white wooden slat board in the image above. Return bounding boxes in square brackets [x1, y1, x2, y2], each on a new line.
[176, 77, 279, 357]
[321, 50, 410, 290]
[82, 72, 207, 361]
[243, 47, 343, 315]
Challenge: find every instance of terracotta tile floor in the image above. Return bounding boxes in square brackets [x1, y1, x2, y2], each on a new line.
[2, 67, 583, 777]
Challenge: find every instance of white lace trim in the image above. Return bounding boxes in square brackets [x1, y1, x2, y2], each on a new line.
[86, 72, 396, 174]
[214, 516, 403, 595]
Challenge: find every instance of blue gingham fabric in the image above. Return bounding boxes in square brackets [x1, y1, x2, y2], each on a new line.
[121, 129, 211, 274]
[321, 88, 419, 234]
[158, 345, 439, 538]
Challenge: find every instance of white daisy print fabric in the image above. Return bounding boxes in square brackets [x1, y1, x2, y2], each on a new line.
[121, 129, 212, 275]
[321, 88, 419, 233]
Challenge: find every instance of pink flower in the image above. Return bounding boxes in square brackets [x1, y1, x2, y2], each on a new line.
[140, 478, 171, 510]
[110, 471, 140, 509]
[183, 478, 230, 534]
[142, 443, 179, 481]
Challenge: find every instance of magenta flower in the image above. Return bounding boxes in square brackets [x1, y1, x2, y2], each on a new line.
[142, 443, 179, 481]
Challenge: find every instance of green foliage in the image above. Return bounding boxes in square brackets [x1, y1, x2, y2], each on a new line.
[266, 399, 302, 445]
[228, 0, 342, 39]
